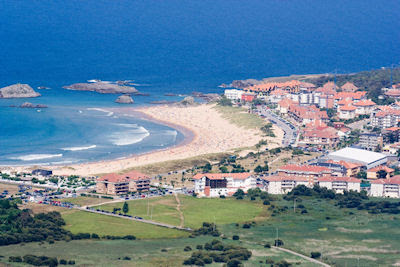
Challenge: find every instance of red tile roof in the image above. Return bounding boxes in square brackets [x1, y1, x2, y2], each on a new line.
[193, 173, 252, 180]
[97, 173, 129, 183]
[367, 165, 394, 173]
[278, 164, 331, 174]
[325, 160, 362, 169]
[341, 82, 358, 92]
[340, 105, 357, 111]
[353, 99, 376, 106]
[384, 89, 400, 97]
[263, 175, 310, 182]
[123, 170, 150, 181]
[370, 176, 400, 185]
[335, 91, 367, 100]
[318, 176, 361, 183]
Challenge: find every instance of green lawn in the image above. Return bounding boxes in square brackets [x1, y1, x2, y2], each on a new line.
[62, 210, 189, 239]
[95, 195, 265, 228]
[62, 196, 112, 207]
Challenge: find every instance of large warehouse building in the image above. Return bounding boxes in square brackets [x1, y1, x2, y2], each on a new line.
[327, 147, 387, 169]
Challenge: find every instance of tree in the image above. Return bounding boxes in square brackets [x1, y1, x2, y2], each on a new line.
[357, 171, 367, 179]
[254, 165, 263, 173]
[217, 96, 232, 106]
[219, 166, 228, 173]
[233, 189, 245, 199]
[377, 169, 387, 179]
[123, 202, 129, 214]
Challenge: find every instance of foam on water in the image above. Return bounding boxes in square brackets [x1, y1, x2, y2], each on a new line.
[10, 154, 63, 161]
[109, 124, 150, 146]
[62, 145, 97, 151]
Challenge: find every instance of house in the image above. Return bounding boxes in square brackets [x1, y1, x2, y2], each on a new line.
[324, 160, 364, 177]
[358, 133, 383, 151]
[268, 89, 286, 103]
[366, 165, 394, 179]
[96, 171, 150, 195]
[338, 105, 357, 119]
[341, 82, 358, 92]
[318, 176, 361, 193]
[277, 98, 294, 115]
[241, 92, 256, 102]
[32, 169, 53, 177]
[382, 127, 400, 143]
[371, 108, 400, 128]
[262, 175, 312, 194]
[353, 99, 376, 115]
[193, 173, 256, 197]
[277, 164, 332, 181]
[384, 89, 400, 99]
[302, 124, 339, 147]
[370, 176, 400, 198]
[224, 89, 243, 101]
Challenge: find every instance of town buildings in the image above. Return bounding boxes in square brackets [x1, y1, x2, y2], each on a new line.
[327, 147, 387, 169]
[318, 176, 361, 193]
[96, 171, 150, 195]
[358, 133, 383, 151]
[370, 176, 400, 198]
[224, 89, 243, 101]
[193, 173, 256, 197]
[262, 175, 311, 194]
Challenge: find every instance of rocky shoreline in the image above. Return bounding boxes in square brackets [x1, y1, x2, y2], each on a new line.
[0, 84, 40, 98]
[63, 82, 139, 94]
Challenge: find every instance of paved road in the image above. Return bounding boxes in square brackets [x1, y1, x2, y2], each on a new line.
[273, 246, 331, 267]
[257, 106, 298, 147]
[348, 118, 369, 130]
[78, 206, 192, 231]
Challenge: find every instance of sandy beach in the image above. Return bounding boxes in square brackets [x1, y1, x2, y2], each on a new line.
[19, 104, 283, 176]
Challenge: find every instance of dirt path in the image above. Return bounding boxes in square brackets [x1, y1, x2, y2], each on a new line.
[273, 246, 331, 267]
[174, 193, 185, 228]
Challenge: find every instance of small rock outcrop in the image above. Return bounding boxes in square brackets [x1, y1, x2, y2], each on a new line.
[115, 94, 134, 104]
[177, 96, 197, 106]
[63, 82, 138, 94]
[20, 102, 48, 108]
[0, 84, 40, 98]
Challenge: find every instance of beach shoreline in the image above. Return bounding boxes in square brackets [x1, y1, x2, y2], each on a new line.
[9, 103, 282, 176]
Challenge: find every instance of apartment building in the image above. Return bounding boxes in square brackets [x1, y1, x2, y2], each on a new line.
[370, 176, 400, 198]
[318, 176, 361, 193]
[96, 171, 150, 195]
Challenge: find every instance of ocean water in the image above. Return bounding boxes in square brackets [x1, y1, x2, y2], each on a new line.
[0, 0, 399, 165]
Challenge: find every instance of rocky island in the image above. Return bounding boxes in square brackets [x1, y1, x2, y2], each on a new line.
[0, 84, 41, 98]
[115, 94, 134, 104]
[19, 102, 48, 108]
[63, 82, 138, 94]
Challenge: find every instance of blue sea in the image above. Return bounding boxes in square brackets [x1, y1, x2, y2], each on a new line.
[0, 0, 399, 165]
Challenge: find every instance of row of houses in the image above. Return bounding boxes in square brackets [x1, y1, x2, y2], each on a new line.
[193, 171, 400, 198]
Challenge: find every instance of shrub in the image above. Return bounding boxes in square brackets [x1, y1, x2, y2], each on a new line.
[311, 252, 321, 259]
[266, 258, 274, 264]
[91, 233, 99, 239]
[123, 256, 131, 260]
[9, 256, 22, 262]
[264, 243, 271, 248]
[274, 239, 284, 246]
[232, 235, 240, 240]
[301, 209, 308, 214]
[196, 245, 203, 250]
[68, 260, 75, 265]
[184, 246, 192, 251]
[227, 259, 242, 267]
[263, 200, 270, 205]
[123, 235, 136, 240]
[242, 223, 251, 229]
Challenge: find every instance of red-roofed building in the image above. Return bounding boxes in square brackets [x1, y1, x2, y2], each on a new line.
[370, 175, 400, 198]
[193, 173, 256, 197]
[241, 92, 256, 102]
[277, 164, 332, 181]
[338, 105, 357, 119]
[367, 165, 394, 179]
[302, 125, 339, 147]
[277, 98, 294, 114]
[318, 176, 361, 193]
[354, 99, 376, 115]
[341, 82, 358, 92]
[325, 160, 364, 177]
[96, 171, 150, 195]
[384, 89, 400, 98]
[371, 108, 400, 128]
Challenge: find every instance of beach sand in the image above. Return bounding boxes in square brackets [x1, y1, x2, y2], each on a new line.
[20, 104, 283, 176]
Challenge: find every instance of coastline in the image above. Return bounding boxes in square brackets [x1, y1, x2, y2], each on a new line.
[10, 103, 282, 176]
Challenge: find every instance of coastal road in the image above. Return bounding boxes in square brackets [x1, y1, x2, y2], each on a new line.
[257, 106, 298, 147]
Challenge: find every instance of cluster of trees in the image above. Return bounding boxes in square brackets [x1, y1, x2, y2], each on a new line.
[254, 162, 269, 173]
[260, 123, 275, 137]
[217, 96, 232, 106]
[9, 255, 75, 266]
[183, 239, 252, 266]
[193, 222, 220, 237]
[233, 188, 274, 204]
[284, 185, 400, 214]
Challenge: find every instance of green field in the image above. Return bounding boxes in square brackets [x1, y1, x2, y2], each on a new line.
[220, 197, 400, 267]
[0, 237, 321, 267]
[95, 195, 265, 228]
[62, 196, 113, 207]
[213, 105, 265, 129]
[62, 210, 189, 239]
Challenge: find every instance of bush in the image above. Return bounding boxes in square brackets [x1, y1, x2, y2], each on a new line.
[311, 252, 321, 259]
[232, 235, 240, 240]
[59, 259, 67, 265]
[264, 243, 271, 248]
[242, 223, 251, 229]
[266, 258, 274, 264]
[184, 246, 192, 251]
[263, 200, 270, 205]
[123, 235, 136, 240]
[9, 256, 22, 262]
[227, 259, 242, 267]
[122, 256, 131, 260]
[23, 255, 58, 267]
[301, 209, 308, 214]
[196, 245, 203, 250]
[91, 233, 99, 239]
[274, 239, 284, 247]
[67, 260, 75, 265]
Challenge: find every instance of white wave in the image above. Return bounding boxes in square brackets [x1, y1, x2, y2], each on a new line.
[109, 125, 150, 146]
[62, 145, 97, 151]
[87, 108, 113, 116]
[10, 154, 63, 161]
[164, 130, 178, 142]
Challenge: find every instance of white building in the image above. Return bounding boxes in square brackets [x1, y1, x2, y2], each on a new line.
[318, 176, 361, 193]
[262, 175, 312, 194]
[328, 147, 387, 169]
[193, 173, 256, 197]
[370, 176, 400, 198]
[224, 89, 243, 101]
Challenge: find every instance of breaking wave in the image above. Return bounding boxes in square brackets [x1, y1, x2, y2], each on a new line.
[10, 154, 63, 161]
[62, 145, 97, 151]
[109, 124, 150, 146]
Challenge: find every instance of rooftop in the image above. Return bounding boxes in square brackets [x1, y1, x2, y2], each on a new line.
[328, 147, 387, 165]
[318, 176, 361, 183]
[193, 173, 252, 180]
[278, 164, 331, 173]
